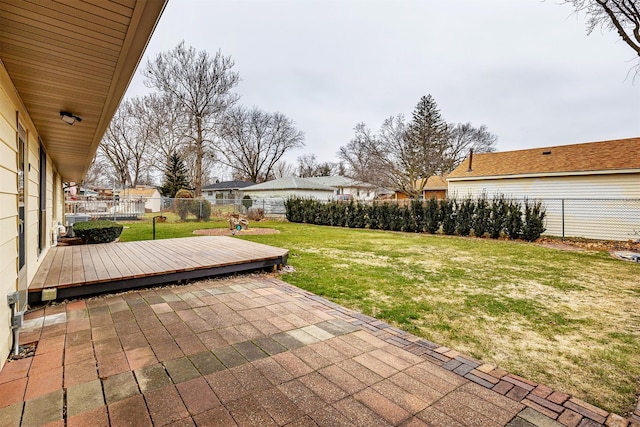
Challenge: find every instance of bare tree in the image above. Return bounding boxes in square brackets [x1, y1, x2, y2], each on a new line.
[345, 96, 450, 198]
[183, 147, 218, 187]
[137, 93, 187, 167]
[338, 95, 497, 198]
[145, 42, 240, 195]
[296, 154, 336, 177]
[370, 115, 419, 196]
[84, 154, 113, 187]
[562, 0, 640, 62]
[338, 122, 384, 184]
[271, 161, 296, 179]
[443, 123, 497, 173]
[218, 106, 305, 183]
[99, 99, 152, 188]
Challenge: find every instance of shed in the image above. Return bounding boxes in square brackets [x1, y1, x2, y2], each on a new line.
[121, 187, 162, 213]
[394, 175, 448, 200]
[418, 175, 448, 200]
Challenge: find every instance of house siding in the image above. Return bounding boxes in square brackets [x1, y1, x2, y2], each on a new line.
[243, 189, 335, 200]
[448, 173, 640, 199]
[334, 186, 376, 201]
[0, 61, 61, 368]
[243, 189, 335, 215]
[0, 63, 20, 364]
[448, 173, 640, 240]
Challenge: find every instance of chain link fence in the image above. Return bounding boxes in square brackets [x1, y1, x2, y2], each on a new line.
[65, 196, 639, 241]
[532, 198, 640, 241]
[440, 196, 639, 241]
[160, 197, 287, 217]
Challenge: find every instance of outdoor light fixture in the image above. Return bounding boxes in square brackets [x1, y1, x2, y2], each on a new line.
[60, 111, 82, 125]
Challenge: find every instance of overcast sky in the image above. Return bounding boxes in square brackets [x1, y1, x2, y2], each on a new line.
[126, 0, 640, 167]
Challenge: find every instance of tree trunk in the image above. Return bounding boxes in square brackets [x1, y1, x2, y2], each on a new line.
[195, 117, 203, 197]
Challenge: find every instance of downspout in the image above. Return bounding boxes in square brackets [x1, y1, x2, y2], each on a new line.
[7, 292, 23, 356]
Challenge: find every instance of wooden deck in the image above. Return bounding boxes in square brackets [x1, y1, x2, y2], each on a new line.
[28, 236, 288, 303]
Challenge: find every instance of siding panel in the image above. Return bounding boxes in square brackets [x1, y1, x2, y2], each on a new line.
[448, 174, 640, 200]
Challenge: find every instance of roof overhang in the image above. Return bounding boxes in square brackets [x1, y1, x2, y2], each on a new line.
[0, 0, 167, 182]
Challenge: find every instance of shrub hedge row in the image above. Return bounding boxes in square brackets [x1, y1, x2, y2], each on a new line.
[284, 196, 546, 241]
[73, 220, 123, 244]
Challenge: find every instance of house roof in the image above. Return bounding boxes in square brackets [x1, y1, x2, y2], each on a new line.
[448, 137, 640, 180]
[202, 180, 253, 191]
[243, 177, 335, 192]
[0, 0, 167, 182]
[416, 175, 448, 190]
[121, 188, 159, 197]
[304, 176, 377, 188]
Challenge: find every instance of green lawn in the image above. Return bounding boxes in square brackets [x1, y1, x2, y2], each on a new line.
[119, 216, 640, 415]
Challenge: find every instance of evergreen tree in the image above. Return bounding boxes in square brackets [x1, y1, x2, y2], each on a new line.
[472, 194, 491, 237]
[489, 195, 509, 239]
[455, 197, 475, 237]
[405, 95, 450, 197]
[440, 198, 457, 235]
[411, 200, 425, 232]
[522, 199, 547, 242]
[504, 200, 524, 240]
[408, 95, 449, 143]
[159, 153, 191, 198]
[424, 198, 441, 234]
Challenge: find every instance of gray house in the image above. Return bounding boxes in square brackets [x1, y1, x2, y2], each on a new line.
[202, 180, 253, 202]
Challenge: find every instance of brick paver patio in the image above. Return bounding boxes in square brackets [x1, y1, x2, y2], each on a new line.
[0, 275, 637, 426]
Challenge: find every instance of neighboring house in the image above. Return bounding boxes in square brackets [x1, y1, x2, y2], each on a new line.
[447, 137, 640, 240]
[202, 180, 253, 202]
[64, 184, 98, 199]
[242, 177, 336, 201]
[0, 1, 166, 368]
[394, 175, 449, 200]
[419, 175, 448, 200]
[304, 176, 380, 201]
[242, 177, 336, 215]
[121, 187, 162, 213]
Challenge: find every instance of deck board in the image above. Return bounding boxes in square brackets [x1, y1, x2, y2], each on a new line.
[71, 247, 85, 284]
[59, 248, 74, 286]
[80, 245, 98, 284]
[116, 243, 156, 276]
[110, 244, 146, 278]
[88, 245, 112, 282]
[29, 236, 288, 303]
[43, 248, 64, 288]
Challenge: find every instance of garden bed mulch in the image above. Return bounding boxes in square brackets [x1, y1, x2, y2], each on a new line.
[538, 237, 640, 262]
[193, 228, 280, 236]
